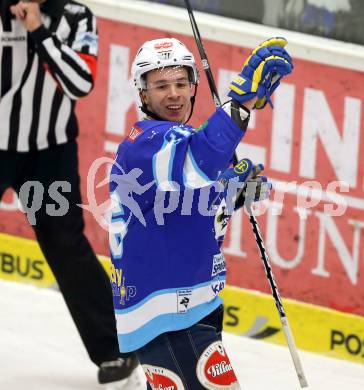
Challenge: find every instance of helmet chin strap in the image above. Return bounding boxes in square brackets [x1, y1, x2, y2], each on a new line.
[184, 84, 198, 124]
[140, 84, 198, 124]
[140, 105, 164, 121]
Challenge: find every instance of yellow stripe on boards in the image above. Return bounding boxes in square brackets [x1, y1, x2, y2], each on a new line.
[221, 286, 364, 365]
[2, 232, 363, 365]
[0, 233, 111, 288]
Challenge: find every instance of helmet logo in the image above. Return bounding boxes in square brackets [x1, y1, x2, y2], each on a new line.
[154, 41, 173, 49]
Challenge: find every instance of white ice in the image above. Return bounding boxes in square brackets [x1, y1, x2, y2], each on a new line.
[0, 280, 363, 390]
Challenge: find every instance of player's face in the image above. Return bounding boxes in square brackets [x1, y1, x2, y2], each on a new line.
[142, 66, 193, 123]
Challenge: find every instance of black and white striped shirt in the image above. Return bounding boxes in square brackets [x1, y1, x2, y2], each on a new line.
[0, 0, 98, 151]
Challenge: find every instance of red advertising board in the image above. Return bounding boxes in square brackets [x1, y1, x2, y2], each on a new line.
[1, 18, 363, 316]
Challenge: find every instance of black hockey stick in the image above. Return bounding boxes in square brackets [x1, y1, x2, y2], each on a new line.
[184, 1, 308, 387]
[184, 0, 238, 164]
[245, 202, 308, 388]
[184, 0, 221, 109]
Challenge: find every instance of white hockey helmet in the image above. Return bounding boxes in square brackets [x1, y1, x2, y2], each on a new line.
[131, 38, 199, 90]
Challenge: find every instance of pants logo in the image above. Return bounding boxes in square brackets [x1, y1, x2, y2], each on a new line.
[196, 341, 240, 389]
[142, 364, 185, 390]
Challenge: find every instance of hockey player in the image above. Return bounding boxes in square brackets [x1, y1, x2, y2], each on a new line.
[109, 37, 293, 389]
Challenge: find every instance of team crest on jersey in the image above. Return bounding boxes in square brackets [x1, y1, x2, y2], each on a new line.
[164, 126, 191, 144]
[196, 341, 240, 389]
[143, 364, 185, 390]
[127, 125, 143, 142]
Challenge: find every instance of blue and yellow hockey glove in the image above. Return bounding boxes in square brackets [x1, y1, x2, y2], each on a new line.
[214, 159, 272, 244]
[219, 159, 272, 210]
[234, 162, 272, 209]
[228, 37, 293, 109]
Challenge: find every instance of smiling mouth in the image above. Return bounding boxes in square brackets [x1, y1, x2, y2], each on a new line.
[167, 105, 183, 112]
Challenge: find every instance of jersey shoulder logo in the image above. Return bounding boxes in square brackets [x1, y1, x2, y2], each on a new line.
[127, 125, 143, 142]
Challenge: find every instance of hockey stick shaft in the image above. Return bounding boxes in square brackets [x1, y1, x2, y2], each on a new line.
[247, 204, 308, 387]
[184, 1, 307, 386]
[184, 0, 238, 165]
[184, 0, 221, 108]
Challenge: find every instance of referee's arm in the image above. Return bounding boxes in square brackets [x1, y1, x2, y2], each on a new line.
[29, 8, 98, 100]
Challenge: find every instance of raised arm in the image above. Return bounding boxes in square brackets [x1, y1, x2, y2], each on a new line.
[10, 1, 98, 99]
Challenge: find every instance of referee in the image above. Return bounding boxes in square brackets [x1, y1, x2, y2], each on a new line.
[0, 0, 138, 385]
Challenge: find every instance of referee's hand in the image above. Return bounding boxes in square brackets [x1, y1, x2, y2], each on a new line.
[10, 1, 43, 32]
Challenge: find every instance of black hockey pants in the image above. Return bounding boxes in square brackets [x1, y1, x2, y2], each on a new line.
[0, 141, 130, 365]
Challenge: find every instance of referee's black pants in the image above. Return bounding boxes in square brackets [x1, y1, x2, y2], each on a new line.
[0, 141, 128, 366]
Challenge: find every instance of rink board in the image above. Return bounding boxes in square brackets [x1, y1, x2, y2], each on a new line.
[0, 232, 110, 288]
[1, 232, 363, 365]
[220, 287, 364, 365]
[1, 0, 364, 318]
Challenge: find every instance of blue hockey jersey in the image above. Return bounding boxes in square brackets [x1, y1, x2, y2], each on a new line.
[109, 107, 247, 352]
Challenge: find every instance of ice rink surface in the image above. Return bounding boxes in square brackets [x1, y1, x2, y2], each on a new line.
[0, 280, 363, 390]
